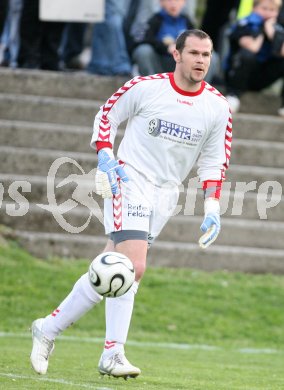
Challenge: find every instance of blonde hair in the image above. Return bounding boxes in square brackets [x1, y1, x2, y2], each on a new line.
[253, 0, 282, 8]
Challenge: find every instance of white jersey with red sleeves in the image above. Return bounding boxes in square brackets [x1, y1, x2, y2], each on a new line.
[91, 73, 232, 186]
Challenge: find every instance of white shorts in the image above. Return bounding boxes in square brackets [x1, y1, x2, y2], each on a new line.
[104, 164, 179, 242]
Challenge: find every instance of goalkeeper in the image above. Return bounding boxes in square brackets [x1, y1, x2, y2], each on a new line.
[30, 29, 232, 379]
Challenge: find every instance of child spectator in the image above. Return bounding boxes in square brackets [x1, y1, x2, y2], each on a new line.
[132, 0, 194, 75]
[225, 0, 284, 115]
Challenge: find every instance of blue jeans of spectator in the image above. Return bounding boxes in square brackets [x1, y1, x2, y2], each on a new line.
[0, 0, 8, 35]
[59, 23, 87, 65]
[0, 0, 22, 67]
[132, 43, 175, 75]
[88, 0, 132, 75]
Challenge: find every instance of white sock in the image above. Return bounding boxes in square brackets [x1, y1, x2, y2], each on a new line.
[103, 281, 139, 357]
[42, 273, 103, 340]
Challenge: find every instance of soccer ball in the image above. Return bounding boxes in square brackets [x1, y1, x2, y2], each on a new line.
[88, 252, 135, 297]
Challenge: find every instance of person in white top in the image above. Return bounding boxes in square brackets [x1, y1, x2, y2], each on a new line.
[30, 29, 232, 379]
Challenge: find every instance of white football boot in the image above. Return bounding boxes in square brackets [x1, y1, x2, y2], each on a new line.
[98, 351, 141, 379]
[30, 318, 54, 374]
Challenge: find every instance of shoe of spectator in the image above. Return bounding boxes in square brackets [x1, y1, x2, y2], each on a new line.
[226, 95, 241, 114]
[278, 107, 284, 118]
[64, 56, 85, 71]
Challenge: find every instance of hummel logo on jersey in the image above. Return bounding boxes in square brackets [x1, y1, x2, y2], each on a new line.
[177, 98, 193, 106]
[148, 118, 203, 147]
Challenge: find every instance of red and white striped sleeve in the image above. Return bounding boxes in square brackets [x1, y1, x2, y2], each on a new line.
[198, 105, 233, 199]
[91, 74, 170, 152]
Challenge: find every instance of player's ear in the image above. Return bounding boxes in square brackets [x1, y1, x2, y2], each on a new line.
[173, 48, 181, 63]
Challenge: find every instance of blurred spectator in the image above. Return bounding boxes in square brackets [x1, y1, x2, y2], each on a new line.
[124, 0, 196, 58]
[0, 0, 8, 35]
[225, 0, 284, 116]
[200, 0, 240, 85]
[237, 0, 253, 19]
[273, 1, 284, 116]
[184, 0, 197, 22]
[0, 0, 23, 68]
[0, 0, 8, 64]
[18, 0, 64, 70]
[132, 0, 194, 75]
[87, 0, 132, 76]
[59, 23, 87, 70]
[200, 0, 240, 54]
[275, 0, 284, 29]
[58, 0, 197, 76]
[124, 0, 160, 58]
[279, 0, 284, 22]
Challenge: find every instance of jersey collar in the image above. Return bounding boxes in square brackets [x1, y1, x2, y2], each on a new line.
[169, 72, 206, 96]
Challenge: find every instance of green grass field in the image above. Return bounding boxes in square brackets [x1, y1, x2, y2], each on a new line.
[1, 234, 284, 389]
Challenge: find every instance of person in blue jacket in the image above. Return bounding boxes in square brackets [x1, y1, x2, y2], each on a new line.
[225, 0, 284, 115]
[132, 0, 194, 75]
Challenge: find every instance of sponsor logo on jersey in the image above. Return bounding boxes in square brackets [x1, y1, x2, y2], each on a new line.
[148, 118, 203, 147]
[127, 204, 150, 218]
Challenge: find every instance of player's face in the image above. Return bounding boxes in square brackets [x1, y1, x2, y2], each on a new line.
[174, 36, 212, 84]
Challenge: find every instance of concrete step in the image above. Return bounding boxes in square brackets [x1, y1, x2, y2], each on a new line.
[232, 139, 284, 168]
[3, 115, 283, 150]
[0, 146, 97, 176]
[1, 174, 283, 221]
[238, 91, 281, 116]
[233, 113, 284, 142]
[0, 202, 104, 236]
[1, 145, 284, 190]
[0, 68, 281, 116]
[1, 201, 284, 248]
[225, 164, 284, 190]
[0, 120, 122, 153]
[15, 230, 284, 274]
[179, 189, 284, 222]
[0, 93, 101, 126]
[0, 68, 127, 101]
[1, 119, 284, 168]
[1, 114, 283, 148]
[0, 120, 93, 153]
[164, 216, 284, 249]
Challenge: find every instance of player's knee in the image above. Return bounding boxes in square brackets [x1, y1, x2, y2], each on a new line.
[134, 261, 146, 281]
